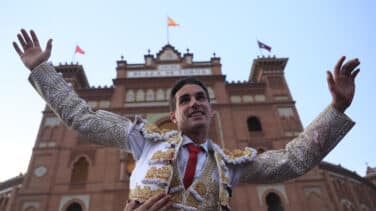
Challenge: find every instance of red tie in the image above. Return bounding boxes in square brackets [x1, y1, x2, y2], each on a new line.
[183, 144, 202, 189]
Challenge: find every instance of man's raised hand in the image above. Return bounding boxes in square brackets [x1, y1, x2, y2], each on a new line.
[13, 29, 52, 71]
[327, 56, 360, 113]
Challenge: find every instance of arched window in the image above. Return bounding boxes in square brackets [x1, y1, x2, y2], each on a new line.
[146, 89, 155, 101]
[166, 88, 172, 99]
[66, 202, 82, 211]
[71, 157, 89, 183]
[136, 90, 145, 102]
[247, 116, 262, 132]
[126, 90, 135, 102]
[266, 192, 284, 211]
[207, 87, 215, 100]
[156, 89, 165, 101]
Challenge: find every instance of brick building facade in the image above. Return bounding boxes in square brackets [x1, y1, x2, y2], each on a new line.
[1, 45, 375, 211]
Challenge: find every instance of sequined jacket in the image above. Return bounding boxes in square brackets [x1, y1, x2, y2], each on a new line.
[29, 62, 355, 210]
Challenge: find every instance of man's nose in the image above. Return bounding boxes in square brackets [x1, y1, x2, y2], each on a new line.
[189, 97, 199, 107]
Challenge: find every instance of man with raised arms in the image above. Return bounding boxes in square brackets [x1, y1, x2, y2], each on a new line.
[14, 29, 360, 211]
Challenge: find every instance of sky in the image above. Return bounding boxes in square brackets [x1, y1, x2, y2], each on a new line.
[0, 0, 375, 181]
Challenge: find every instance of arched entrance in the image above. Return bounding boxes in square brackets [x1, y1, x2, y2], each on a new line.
[266, 192, 284, 211]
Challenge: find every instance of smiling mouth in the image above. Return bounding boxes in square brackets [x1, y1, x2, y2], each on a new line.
[189, 111, 205, 117]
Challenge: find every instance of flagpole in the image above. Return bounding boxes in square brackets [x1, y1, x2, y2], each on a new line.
[167, 20, 170, 44]
[166, 15, 170, 44]
[72, 52, 76, 63]
[256, 38, 263, 56]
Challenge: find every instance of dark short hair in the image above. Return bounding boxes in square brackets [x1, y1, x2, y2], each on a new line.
[169, 77, 210, 111]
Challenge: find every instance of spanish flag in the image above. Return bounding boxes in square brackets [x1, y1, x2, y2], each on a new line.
[167, 17, 179, 27]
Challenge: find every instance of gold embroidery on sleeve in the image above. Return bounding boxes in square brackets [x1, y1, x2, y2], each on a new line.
[144, 166, 172, 181]
[129, 185, 165, 202]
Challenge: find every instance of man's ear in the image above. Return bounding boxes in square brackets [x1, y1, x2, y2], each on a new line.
[170, 111, 177, 124]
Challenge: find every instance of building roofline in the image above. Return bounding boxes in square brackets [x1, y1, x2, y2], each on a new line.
[319, 161, 376, 191]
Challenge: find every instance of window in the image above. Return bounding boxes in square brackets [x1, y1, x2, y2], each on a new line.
[87, 101, 97, 108]
[247, 116, 262, 132]
[156, 89, 165, 101]
[266, 192, 284, 211]
[166, 88, 172, 99]
[243, 95, 253, 103]
[126, 90, 135, 102]
[136, 90, 145, 102]
[277, 107, 293, 117]
[44, 116, 60, 127]
[71, 157, 89, 183]
[207, 87, 215, 99]
[255, 94, 266, 102]
[146, 89, 155, 101]
[230, 96, 241, 103]
[99, 100, 110, 108]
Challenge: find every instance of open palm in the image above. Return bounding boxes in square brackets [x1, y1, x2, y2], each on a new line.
[327, 56, 360, 112]
[13, 29, 52, 70]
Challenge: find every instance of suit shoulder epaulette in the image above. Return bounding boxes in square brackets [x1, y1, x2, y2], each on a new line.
[212, 143, 257, 165]
[141, 123, 178, 142]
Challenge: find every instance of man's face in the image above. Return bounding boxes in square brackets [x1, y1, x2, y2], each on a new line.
[170, 84, 213, 134]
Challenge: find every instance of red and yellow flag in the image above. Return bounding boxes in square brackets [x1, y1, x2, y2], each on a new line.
[167, 17, 179, 27]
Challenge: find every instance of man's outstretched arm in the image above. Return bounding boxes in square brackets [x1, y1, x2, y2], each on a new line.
[231, 56, 360, 184]
[13, 29, 142, 151]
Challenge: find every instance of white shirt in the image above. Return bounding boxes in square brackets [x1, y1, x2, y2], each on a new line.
[127, 125, 208, 180]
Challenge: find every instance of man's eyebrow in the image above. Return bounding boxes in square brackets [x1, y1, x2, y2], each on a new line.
[177, 91, 206, 101]
[178, 93, 191, 100]
[195, 91, 205, 96]
[178, 91, 205, 98]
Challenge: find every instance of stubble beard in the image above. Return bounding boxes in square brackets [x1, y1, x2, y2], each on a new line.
[180, 117, 211, 141]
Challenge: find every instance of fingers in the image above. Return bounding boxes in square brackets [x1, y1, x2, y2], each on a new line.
[351, 68, 360, 80]
[21, 29, 33, 48]
[149, 195, 172, 211]
[16, 29, 41, 52]
[44, 39, 53, 58]
[123, 200, 137, 211]
[17, 33, 27, 50]
[326, 71, 335, 92]
[341, 58, 360, 76]
[142, 193, 166, 208]
[30, 30, 40, 48]
[334, 56, 346, 77]
[334, 56, 360, 78]
[159, 200, 173, 211]
[13, 42, 23, 56]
